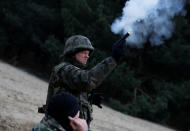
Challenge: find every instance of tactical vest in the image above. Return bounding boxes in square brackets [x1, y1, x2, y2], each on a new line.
[46, 62, 93, 125]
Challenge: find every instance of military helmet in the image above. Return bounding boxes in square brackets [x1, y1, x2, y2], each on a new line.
[63, 35, 94, 56]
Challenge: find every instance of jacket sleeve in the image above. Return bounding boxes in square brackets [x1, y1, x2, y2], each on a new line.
[60, 57, 117, 92]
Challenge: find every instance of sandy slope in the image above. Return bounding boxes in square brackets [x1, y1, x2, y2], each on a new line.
[0, 60, 176, 131]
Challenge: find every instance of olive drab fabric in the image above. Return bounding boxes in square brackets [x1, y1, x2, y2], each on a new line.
[45, 35, 117, 125]
[32, 115, 66, 131]
[46, 57, 117, 124]
[63, 35, 94, 57]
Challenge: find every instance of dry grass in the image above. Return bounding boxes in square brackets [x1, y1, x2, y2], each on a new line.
[0, 61, 175, 131]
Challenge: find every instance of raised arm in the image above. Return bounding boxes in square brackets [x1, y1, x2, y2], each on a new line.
[60, 57, 117, 92]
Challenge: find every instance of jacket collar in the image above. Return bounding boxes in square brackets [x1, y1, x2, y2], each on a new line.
[42, 115, 66, 131]
[63, 56, 87, 69]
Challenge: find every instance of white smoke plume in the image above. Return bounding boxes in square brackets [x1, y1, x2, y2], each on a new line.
[111, 0, 187, 47]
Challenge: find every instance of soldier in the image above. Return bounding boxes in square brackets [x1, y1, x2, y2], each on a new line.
[43, 34, 126, 126]
[33, 93, 88, 131]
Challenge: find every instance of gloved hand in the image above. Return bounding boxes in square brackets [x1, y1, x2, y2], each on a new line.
[112, 32, 129, 63]
[112, 42, 126, 63]
[88, 92, 104, 108]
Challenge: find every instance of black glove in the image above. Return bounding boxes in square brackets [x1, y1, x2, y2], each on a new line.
[88, 92, 104, 108]
[112, 42, 126, 63]
[112, 33, 129, 63]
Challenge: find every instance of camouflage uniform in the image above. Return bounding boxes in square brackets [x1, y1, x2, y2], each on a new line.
[45, 35, 117, 125]
[32, 115, 66, 131]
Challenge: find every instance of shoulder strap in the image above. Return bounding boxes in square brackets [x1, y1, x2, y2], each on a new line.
[54, 62, 68, 74]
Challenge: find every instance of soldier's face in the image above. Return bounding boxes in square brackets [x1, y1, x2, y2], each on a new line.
[75, 50, 90, 65]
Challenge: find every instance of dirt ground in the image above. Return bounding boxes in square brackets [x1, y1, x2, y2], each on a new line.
[0, 60, 176, 131]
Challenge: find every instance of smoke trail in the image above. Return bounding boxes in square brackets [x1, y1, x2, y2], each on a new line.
[111, 0, 187, 47]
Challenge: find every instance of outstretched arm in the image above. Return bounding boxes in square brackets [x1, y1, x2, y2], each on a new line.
[61, 57, 117, 92]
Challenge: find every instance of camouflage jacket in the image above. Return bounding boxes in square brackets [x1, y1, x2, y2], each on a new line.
[45, 56, 117, 124]
[32, 115, 65, 131]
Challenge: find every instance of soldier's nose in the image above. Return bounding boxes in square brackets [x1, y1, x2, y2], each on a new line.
[85, 54, 89, 58]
